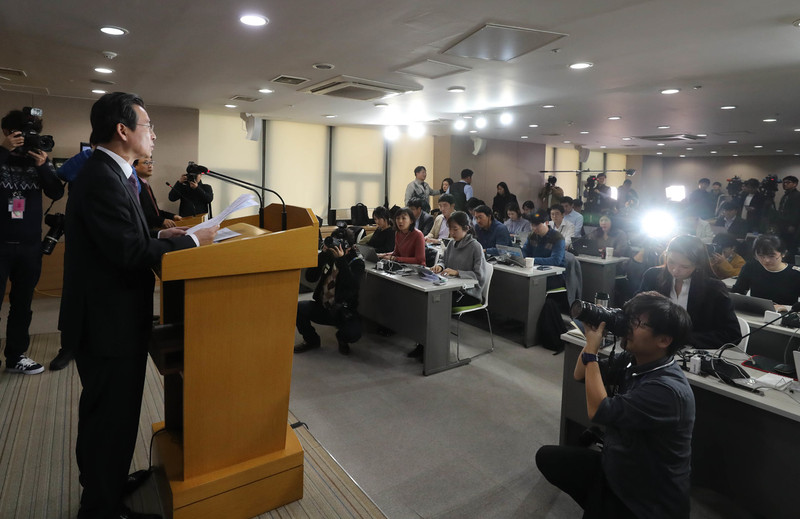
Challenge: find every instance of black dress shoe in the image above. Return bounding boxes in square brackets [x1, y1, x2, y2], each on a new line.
[123, 469, 152, 496]
[293, 342, 320, 353]
[49, 348, 74, 371]
[406, 344, 424, 358]
[117, 505, 162, 519]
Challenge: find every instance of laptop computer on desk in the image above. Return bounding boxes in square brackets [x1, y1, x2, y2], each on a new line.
[572, 237, 601, 257]
[495, 244, 526, 267]
[730, 293, 775, 317]
[357, 244, 380, 263]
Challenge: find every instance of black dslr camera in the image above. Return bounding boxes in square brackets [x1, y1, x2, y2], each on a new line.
[547, 175, 557, 186]
[323, 223, 351, 250]
[42, 212, 65, 255]
[570, 300, 628, 336]
[584, 175, 597, 190]
[16, 107, 55, 154]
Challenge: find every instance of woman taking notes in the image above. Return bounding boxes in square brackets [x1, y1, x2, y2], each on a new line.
[378, 207, 425, 265]
[432, 211, 489, 307]
[731, 234, 800, 312]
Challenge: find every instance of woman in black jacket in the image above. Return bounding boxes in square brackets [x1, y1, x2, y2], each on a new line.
[492, 182, 518, 221]
[639, 234, 741, 350]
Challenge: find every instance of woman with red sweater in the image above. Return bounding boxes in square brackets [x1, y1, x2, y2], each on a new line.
[378, 207, 426, 265]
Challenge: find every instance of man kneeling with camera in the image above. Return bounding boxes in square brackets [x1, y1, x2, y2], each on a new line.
[294, 227, 365, 356]
[537, 291, 694, 518]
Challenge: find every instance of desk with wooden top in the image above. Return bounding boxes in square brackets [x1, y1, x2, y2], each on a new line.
[558, 333, 800, 519]
[574, 255, 628, 303]
[487, 263, 565, 348]
[358, 262, 477, 375]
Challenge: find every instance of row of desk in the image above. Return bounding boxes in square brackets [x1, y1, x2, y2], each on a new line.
[559, 333, 799, 519]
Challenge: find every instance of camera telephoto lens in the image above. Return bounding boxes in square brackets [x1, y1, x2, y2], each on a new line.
[570, 300, 628, 337]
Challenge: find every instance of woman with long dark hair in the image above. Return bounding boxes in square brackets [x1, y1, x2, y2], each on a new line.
[732, 234, 800, 311]
[366, 206, 395, 253]
[378, 207, 425, 265]
[639, 235, 740, 349]
[492, 182, 518, 221]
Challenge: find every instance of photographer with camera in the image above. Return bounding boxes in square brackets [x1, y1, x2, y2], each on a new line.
[537, 291, 694, 519]
[294, 227, 365, 356]
[168, 168, 213, 217]
[0, 108, 64, 374]
[538, 175, 563, 211]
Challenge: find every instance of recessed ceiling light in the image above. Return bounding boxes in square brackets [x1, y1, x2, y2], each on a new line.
[469, 130, 478, 134]
[720, 105, 736, 110]
[600, 145, 607, 149]
[710, 151, 717, 154]
[660, 88, 680, 95]
[657, 125, 670, 129]
[569, 62, 593, 70]
[100, 26, 128, 36]
[94, 67, 113, 74]
[453, 120, 466, 131]
[794, 128, 800, 132]
[542, 104, 555, 109]
[323, 114, 337, 118]
[680, 154, 686, 158]
[499, 112, 513, 125]
[686, 148, 693, 151]
[374, 102, 388, 108]
[733, 154, 738, 157]
[754, 145, 763, 148]
[776, 149, 784, 152]
[312, 63, 334, 70]
[696, 133, 707, 137]
[475, 117, 487, 129]
[462, 115, 473, 119]
[728, 140, 738, 144]
[656, 152, 663, 155]
[447, 86, 466, 93]
[258, 88, 274, 94]
[225, 104, 237, 108]
[622, 137, 632, 141]
[240, 14, 269, 26]
[657, 143, 665, 146]
[529, 124, 539, 128]
[580, 131, 589, 134]
[521, 136, 528, 139]
[91, 89, 106, 94]
[608, 116, 621, 120]
[563, 140, 571, 144]
[763, 118, 777, 123]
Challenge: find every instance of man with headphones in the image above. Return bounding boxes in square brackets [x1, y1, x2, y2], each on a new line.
[294, 226, 365, 355]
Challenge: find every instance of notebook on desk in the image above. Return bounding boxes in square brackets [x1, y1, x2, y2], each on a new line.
[730, 293, 775, 316]
[572, 238, 601, 257]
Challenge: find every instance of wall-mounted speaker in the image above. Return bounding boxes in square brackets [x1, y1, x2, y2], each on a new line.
[575, 145, 590, 163]
[240, 113, 262, 141]
[471, 136, 486, 156]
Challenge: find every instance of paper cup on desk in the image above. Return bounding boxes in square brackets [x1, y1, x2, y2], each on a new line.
[525, 257, 535, 268]
[606, 247, 614, 258]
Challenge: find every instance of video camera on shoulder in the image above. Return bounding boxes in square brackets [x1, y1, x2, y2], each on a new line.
[16, 107, 55, 154]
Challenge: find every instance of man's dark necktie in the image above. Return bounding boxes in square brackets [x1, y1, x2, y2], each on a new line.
[126, 173, 140, 203]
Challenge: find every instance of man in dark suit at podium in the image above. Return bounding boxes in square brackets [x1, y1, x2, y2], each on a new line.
[60, 92, 217, 519]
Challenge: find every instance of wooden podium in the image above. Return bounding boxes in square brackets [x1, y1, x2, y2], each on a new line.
[150, 204, 318, 519]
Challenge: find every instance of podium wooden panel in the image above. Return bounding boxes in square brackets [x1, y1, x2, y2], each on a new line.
[152, 204, 318, 519]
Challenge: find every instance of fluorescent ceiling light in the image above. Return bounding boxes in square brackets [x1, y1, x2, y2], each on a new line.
[447, 86, 466, 93]
[240, 14, 268, 26]
[569, 62, 593, 70]
[258, 88, 274, 94]
[622, 137, 632, 141]
[542, 104, 555, 109]
[529, 124, 538, 128]
[580, 131, 589, 134]
[710, 151, 717, 154]
[224, 104, 237, 108]
[469, 130, 478, 134]
[656, 152, 662, 155]
[754, 145, 763, 148]
[696, 134, 707, 137]
[657, 125, 670, 129]
[763, 118, 777, 122]
[563, 140, 571, 144]
[660, 88, 680, 95]
[323, 114, 337, 118]
[608, 116, 621, 120]
[94, 67, 113, 74]
[720, 106, 736, 110]
[728, 140, 738, 144]
[657, 143, 665, 146]
[521, 136, 528, 139]
[91, 89, 106, 94]
[100, 26, 128, 36]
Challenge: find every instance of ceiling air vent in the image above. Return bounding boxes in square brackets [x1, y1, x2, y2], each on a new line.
[300, 75, 420, 101]
[0, 84, 49, 95]
[271, 75, 309, 86]
[0, 67, 27, 78]
[230, 95, 260, 103]
[635, 134, 703, 141]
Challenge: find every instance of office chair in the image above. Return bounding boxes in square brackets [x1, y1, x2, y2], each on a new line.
[736, 315, 750, 353]
[451, 262, 494, 361]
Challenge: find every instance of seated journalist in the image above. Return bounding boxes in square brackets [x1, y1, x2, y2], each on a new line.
[537, 291, 694, 519]
[377, 207, 425, 265]
[473, 204, 511, 255]
[295, 227, 365, 356]
[731, 234, 800, 312]
[522, 213, 566, 267]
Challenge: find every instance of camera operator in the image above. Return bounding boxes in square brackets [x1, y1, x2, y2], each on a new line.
[294, 227, 365, 356]
[0, 109, 64, 374]
[537, 291, 694, 519]
[538, 175, 563, 211]
[168, 169, 213, 217]
[583, 173, 613, 214]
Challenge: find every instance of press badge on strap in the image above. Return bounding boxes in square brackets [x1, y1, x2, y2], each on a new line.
[10, 194, 25, 219]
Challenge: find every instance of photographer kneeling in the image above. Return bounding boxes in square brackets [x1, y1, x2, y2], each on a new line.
[294, 227, 365, 356]
[536, 291, 694, 519]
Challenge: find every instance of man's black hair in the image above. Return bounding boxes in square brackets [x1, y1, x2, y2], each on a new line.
[407, 198, 425, 210]
[528, 213, 547, 226]
[549, 204, 565, 214]
[522, 200, 535, 210]
[561, 196, 574, 205]
[623, 291, 692, 355]
[474, 205, 493, 219]
[460, 168, 474, 179]
[466, 198, 484, 210]
[698, 178, 710, 185]
[721, 201, 738, 211]
[438, 193, 455, 205]
[784, 175, 798, 184]
[90, 92, 145, 146]
[1, 110, 43, 133]
[413, 165, 426, 175]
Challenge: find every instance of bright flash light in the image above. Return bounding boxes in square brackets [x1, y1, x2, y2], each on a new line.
[384, 126, 400, 141]
[641, 210, 677, 238]
[408, 123, 426, 138]
[475, 117, 487, 129]
[610, 186, 618, 200]
[665, 185, 686, 202]
[453, 120, 467, 131]
[499, 112, 513, 125]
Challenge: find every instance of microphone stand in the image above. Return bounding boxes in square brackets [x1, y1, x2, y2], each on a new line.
[202, 171, 287, 230]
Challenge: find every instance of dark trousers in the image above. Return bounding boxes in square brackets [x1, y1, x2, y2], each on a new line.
[0, 241, 42, 363]
[535, 445, 636, 519]
[76, 350, 148, 519]
[296, 299, 361, 345]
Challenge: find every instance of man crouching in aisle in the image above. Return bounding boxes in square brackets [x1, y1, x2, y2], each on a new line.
[294, 226, 364, 355]
[536, 291, 694, 518]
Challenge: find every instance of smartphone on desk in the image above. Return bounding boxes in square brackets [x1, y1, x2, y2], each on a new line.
[536, 265, 551, 270]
